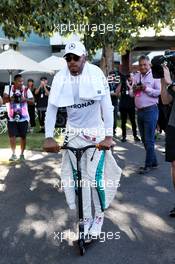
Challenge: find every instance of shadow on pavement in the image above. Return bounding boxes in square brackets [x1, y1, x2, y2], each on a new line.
[0, 136, 175, 264]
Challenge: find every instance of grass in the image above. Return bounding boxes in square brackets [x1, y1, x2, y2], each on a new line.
[0, 117, 130, 151]
[0, 119, 131, 165]
[0, 131, 44, 151]
[0, 129, 64, 151]
[0, 115, 65, 151]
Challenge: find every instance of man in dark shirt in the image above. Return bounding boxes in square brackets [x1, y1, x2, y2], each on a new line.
[35, 77, 50, 133]
[108, 71, 119, 137]
[161, 65, 175, 217]
[117, 74, 140, 142]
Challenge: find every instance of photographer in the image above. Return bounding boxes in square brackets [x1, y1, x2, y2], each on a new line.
[130, 55, 161, 174]
[161, 65, 175, 217]
[35, 77, 50, 133]
[3, 74, 34, 161]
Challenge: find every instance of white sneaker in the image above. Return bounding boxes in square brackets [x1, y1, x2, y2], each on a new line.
[89, 215, 104, 237]
[83, 217, 93, 236]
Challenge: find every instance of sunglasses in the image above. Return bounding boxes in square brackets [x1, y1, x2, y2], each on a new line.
[65, 54, 81, 62]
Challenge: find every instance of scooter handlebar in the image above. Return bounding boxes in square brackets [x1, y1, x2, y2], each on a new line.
[61, 144, 97, 152]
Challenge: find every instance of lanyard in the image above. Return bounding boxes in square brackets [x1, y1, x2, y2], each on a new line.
[140, 70, 151, 83]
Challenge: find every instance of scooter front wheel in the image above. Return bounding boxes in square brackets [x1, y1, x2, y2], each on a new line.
[79, 245, 85, 256]
[78, 240, 86, 256]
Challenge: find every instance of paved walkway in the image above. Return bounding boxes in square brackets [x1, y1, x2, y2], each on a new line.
[0, 133, 175, 264]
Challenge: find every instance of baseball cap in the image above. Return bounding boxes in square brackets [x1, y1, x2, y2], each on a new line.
[64, 41, 86, 57]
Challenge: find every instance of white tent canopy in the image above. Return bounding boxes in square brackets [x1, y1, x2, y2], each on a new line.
[0, 49, 52, 72]
[0, 49, 53, 84]
[39, 55, 66, 72]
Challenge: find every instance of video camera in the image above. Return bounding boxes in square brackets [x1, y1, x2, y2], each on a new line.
[13, 91, 22, 104]
[151, 50, 175, 79]
[13, 110, 22, 122]
[133, 81, 143, 91]
[12, 91, 22, 121]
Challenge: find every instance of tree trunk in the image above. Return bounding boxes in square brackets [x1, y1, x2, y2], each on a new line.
[121, 50, 130, 75]
[100, 44, 114, 76]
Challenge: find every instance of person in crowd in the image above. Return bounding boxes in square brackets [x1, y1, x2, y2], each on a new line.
[0, 95, 3, 106]
[130, 55, 161, 174]
[43, 41, 121, 237]
[3, 74, 34, 161]
[117, 73, 140, 142]
[161, 65, 175, 217]
[27, 79, 36, 133]
[35, 77, 50, 133]
[108, 70, 120, 138]
[157, 95, 171, 134]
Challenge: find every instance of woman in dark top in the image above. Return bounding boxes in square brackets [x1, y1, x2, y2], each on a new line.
[27, 79, 36, 133]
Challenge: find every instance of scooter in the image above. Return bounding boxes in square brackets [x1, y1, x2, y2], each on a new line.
[61, 144, 98, 256]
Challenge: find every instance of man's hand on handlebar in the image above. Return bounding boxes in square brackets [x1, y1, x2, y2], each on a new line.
[43, 136, 116, 153]
[43, 137, 61, 153]
[97, 136, 116, 150]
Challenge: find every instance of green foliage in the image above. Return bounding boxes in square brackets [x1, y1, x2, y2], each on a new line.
[80, 0, 175, 54]
[0, 129, 62, 152]
[0, 0, 174, 53]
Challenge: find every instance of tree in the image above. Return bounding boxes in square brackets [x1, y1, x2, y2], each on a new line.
[0, 0, 83, 38]
[0, 0, 175, 74]
[81, 0, 175, 74]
